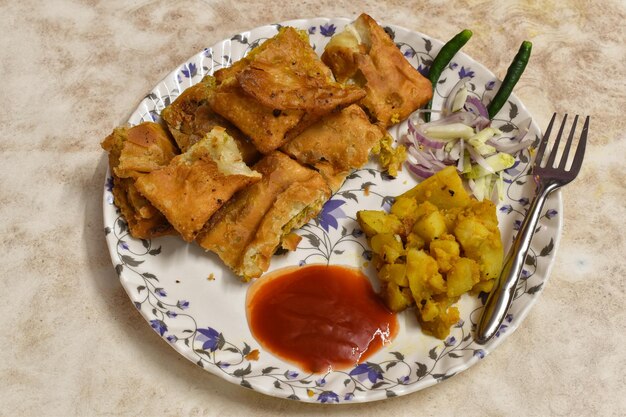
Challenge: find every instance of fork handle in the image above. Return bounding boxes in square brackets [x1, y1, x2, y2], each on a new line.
[475, 181, 559, 344]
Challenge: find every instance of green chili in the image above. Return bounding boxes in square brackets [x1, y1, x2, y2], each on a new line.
[424, 29, 473, 122]
[487, 40, 532, 119]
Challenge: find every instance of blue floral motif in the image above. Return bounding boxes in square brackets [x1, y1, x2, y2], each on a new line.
[119, 241, 129, 250]
[318, 199, 347, 232]
[349, 363, 383, 383]
[177, 300, 190, 310]
[404, 49, 416, 58]
[285, 370, 299, 380]
[485, 80, 496, 90]
[167, 335, 178, 343]
[320, 23, 336, 37]
[344, 392, 355, 401]
[458, 66, 475, 79]
[397, 375, 410, 384]
[318, 391, 340, 403]
[449, 61, 458, 70]
[150, 319, 167, 336]
[545, 209, 558, 219]
[155, 288, 167, 297]
[444, 336, 456, 347]
[473, 349, 485, 359]
[417, 64, 429, 77]
[105, 176, 114, 192]
[308, 26, 316, 35]
[197, 327, 221, 351]
[166, 310, 178, 318]
[315, 377, 326, 387]
[181, 62, 197, 78]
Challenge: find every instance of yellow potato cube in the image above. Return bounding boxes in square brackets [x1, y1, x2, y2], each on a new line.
[413, 209, 447, 242]
[406, 249, 441, 302]
[357, 210, 403, 237]
[382, 282, 413, 312]
[447, 257, 481, 297]
[400, 166, 471, 209]
[429, 236, 460, 273]
[379, 263, 408, 287]
[370, 233, 404, 264]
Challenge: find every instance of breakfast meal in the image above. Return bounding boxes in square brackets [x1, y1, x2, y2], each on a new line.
[103, 12, 533, 350]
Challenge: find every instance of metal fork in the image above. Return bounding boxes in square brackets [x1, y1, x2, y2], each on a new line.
[476, 113, 590, 345]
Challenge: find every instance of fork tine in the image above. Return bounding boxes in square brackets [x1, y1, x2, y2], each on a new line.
[558, 115, 579, 170]
[568, 115, 589, 174]
[546, 114, 568, 168]
[535, 112, 557, 166]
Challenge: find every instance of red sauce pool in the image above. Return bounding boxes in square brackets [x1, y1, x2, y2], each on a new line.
[246, 264, 398, 373]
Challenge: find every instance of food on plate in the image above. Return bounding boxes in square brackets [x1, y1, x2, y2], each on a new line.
[197, 151, 331, 280]
[357, 166, 503, 339]
[322, 13, 433, 127]
[280, 104, 386, 191]
[101, 122, 178, 238]
[423, 29, 473, 122]
[134, 127, 261, 242]
[487, 40, 532, 118]
[209, 27, 366, 154]
[160, 75, 260, 164]
[102, 122, 178, 179]
[246, 265, 398, 373]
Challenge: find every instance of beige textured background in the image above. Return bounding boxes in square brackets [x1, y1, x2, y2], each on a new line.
[1, 0, 625, 415]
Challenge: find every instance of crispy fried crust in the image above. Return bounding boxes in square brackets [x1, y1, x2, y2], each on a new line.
[281, 104, 386, 191]
[101, 122, 178, 238]
[210, 77, 306, 154]
[134, 128, 261, 242]
[101, 122, 178, 179]
[239, 173, 330, 280]
[322, 13, 433, 127]
[160, 75, 260, 164]
[197, 151, 330, 280]
[210, 27, 365, 154]
[112, 177, 174, 238]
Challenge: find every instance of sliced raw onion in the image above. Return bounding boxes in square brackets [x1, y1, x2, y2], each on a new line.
[464, 96, 489, 119]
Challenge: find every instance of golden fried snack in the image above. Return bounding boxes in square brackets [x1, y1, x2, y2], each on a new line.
[236, 29, 365, 113]
[101, 122, 178, 238]
[160, 75, 260, 164]
[101, 122, 178, 179]
[135, 127, 261, 242]
[322, 13, 433, 127]
[239, 173, 329, 280]
[210, 27, 365, 154]
[111, 177, 174, 238]
[281, 104, 386, 191]
[197, 151, 331, 280]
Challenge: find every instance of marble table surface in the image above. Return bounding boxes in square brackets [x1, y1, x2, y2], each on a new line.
[1, 0, 624, 415]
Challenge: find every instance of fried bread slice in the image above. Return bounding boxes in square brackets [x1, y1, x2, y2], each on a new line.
[160, 75, 260, 164]
[322, 13, 432, 127]
[135, 127, 261, 242]
[101, 122, 178, 179]
[101, 122, 178, 238]
[210, 27, 365, 154]
[281, 104, 386, 191]
[197, 151, 331, 280]
[239, 173, 329, 280]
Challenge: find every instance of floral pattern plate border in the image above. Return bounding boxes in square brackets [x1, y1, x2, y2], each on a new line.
[102, 17, 562, 403]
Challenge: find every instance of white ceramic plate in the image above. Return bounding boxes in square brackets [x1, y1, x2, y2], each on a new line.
[102, 17, 562, 403]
